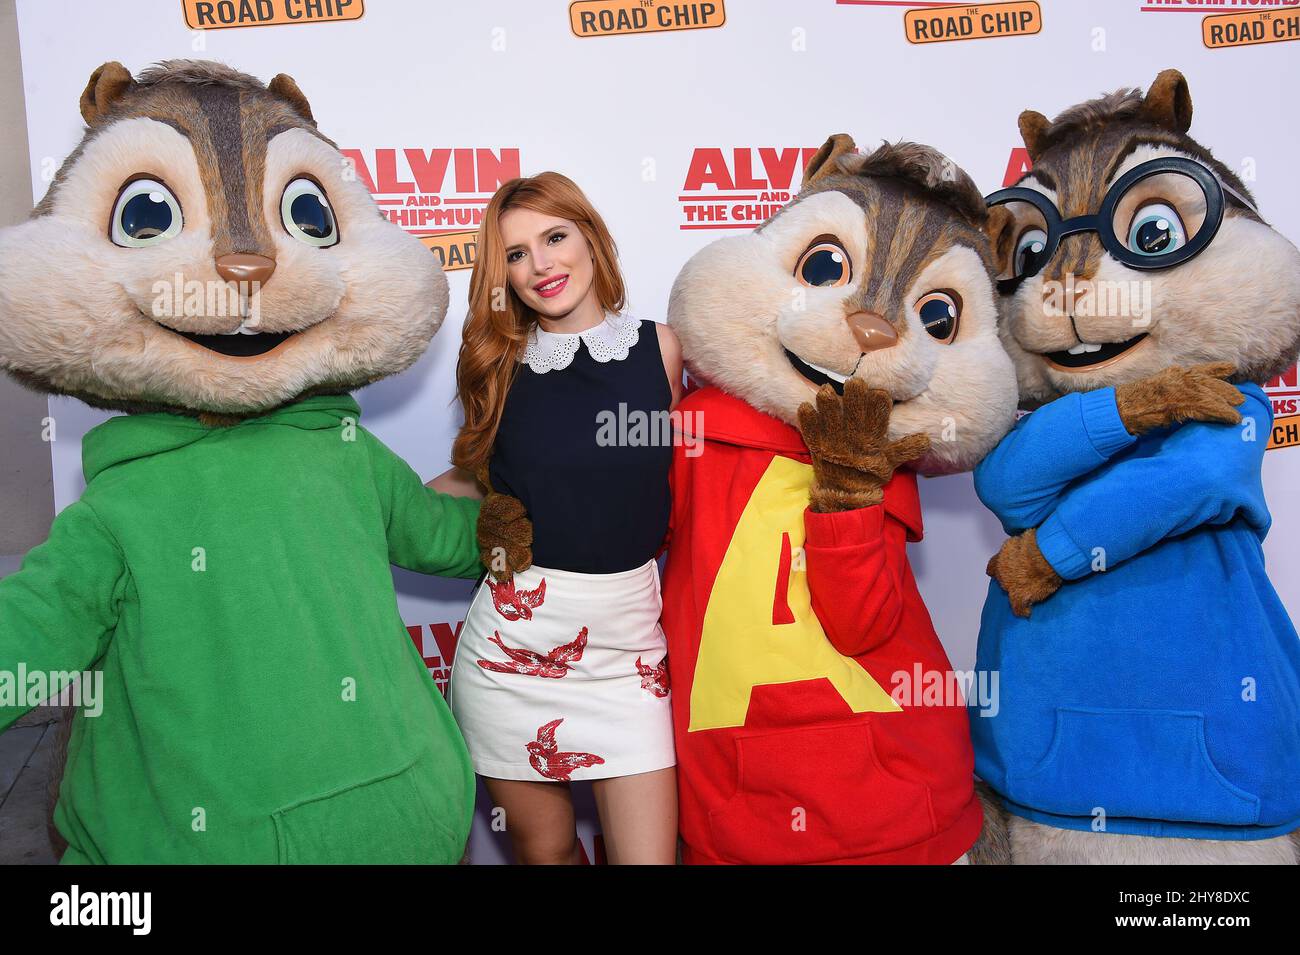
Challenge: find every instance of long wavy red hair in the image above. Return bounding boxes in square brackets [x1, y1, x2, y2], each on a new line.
[452, 172, 626, 479]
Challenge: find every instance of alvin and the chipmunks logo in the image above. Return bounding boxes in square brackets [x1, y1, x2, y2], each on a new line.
[1137, 1, 1300, 51]
[1266, 367, 1300, 450]
[679, 146, 823, 231]
[833, 0, 1041, 44]
[342, 146, 521, 271]
[406, 621, 461, 694]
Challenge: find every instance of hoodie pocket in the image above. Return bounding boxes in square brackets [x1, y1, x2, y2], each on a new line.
[1008, 707, 1259, 826]
[707, 720, 935, 864]
[272, 759, 464, 864]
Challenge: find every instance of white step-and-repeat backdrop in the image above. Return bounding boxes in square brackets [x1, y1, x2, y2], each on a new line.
[15, 0, 1300, 863]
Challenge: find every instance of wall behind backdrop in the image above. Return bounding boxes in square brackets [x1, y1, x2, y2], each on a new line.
[14, 0, 1300, 864]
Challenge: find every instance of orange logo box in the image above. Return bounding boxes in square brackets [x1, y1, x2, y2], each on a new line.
[904, 1, 1040, 44]
[1203, 9, 1300, 49]
[570, 0, 726, 38]
[1269, 414, 1300, 451]
[182, 0, 363, 30]
[419, 231, 478, 273]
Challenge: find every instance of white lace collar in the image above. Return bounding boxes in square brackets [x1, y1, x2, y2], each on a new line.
[519, 311, 641, 374]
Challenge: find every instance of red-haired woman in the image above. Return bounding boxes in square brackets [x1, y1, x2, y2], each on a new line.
[432, 172, 681, 864]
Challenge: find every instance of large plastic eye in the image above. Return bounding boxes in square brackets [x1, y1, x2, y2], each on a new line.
[988, 196, 1052, 286]
[110, 178, 183, 247]
[795, 239, 851, 287]
[1126, 202, 1185, 256]
[1013, 228, 1049, 278]
[280, 177, 338, 247]
[916, 290, 961, 343]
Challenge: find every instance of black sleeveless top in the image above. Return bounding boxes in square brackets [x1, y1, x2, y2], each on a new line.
[489, 315, 672, 574]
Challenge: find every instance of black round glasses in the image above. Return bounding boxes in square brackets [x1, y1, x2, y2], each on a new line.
[985, 155, 1259, 294]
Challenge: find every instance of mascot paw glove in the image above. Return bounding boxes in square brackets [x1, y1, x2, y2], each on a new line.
[477, 491, 533, 583]
[987, 528, 1063, 618]
[1114, 362, 1244, 436]
[798, 378, 930, 513]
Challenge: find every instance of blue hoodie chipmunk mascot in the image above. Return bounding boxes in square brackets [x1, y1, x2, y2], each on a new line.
[971, 70, 1300, 863]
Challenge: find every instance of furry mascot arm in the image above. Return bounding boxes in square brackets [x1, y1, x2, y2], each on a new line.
[974, 387, 1138, 533]
[0, 501, 125, 730]
[990, 385, 1267, 616]
[798, 379, 925, 656]
[804, 504, 907, 657]
[364, 432, 484, 580]
[655, 416, 699, 560]
[975, 364, 1244, 533]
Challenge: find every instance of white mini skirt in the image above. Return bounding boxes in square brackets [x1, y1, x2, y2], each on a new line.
[449, 558, 676, 782]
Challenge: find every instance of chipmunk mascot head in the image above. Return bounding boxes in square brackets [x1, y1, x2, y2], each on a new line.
[973, 69, 1300, 864]
[0, 59, 443, 417]
[671, 135, 1017, 476]
[0, 60, 489, 863]
[659, 135, 1018, 865]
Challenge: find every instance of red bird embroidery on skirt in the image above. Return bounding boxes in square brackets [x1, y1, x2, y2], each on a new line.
[476, 627, 588, 678]
[528, 718, 605, 781]
[488, 576, 547, 621]
[636, 655, 670, 698]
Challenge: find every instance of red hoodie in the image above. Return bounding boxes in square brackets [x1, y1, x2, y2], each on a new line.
[662, 387, 982, 864]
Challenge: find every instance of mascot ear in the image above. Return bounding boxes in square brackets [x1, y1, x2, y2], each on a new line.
[267, 73, 315, 124]
[1142, 68, 1192, 133]
[803, 133, 857, 187]
[984, 204, 1016, 273]
[1017, 110, 1051, 160]
[79, 61, 135, 126]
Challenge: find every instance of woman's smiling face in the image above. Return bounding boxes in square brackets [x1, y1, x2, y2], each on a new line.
[499, 207, 597, 320]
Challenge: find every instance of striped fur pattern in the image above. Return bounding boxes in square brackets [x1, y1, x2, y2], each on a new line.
[669, 136, 1018, 475]
[793, 142, 1002, 319]
[0, 59, 447, 417]
[998, 69, 1300, 404]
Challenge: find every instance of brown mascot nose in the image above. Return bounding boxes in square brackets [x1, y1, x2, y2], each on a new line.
[215, 253, 276, 287]
[1046, 276, 1094, 316]
[845, 311, 898, 352]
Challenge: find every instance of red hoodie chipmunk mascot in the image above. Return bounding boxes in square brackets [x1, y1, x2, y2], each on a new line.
[661, 136, 1019, 864]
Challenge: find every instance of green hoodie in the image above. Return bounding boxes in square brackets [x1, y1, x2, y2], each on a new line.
[0, 395, 481, 863]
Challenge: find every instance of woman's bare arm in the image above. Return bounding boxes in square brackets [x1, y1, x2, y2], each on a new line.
[655, 321, 684, 411]
[426, 466, 484, 500]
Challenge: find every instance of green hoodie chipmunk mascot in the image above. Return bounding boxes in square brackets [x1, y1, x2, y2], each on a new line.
[0, 60, 526, 863]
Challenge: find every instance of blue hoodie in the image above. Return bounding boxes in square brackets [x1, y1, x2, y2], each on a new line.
[970, 382, 1300, 840]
